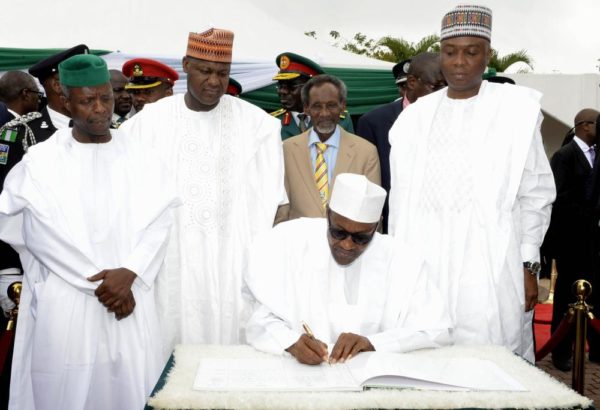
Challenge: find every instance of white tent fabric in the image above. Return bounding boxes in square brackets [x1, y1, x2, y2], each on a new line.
[2, 0, 393, 93]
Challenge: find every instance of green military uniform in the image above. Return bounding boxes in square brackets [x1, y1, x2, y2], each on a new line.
[271, 52, 354, 140]
[270, 107, 354, 140]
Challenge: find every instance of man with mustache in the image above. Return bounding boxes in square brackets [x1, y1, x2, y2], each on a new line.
[0, 54, 179, 409]
[120, 28, 286, 356]
[275, 74, 380, 223]
[271, 52, 354, 140]
[246, 173, 450, 364]
[388, 4, 555, 363]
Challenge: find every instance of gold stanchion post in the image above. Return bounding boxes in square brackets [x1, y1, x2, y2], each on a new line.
[5, 282, 21, 331]
[570, 279, 592, 394]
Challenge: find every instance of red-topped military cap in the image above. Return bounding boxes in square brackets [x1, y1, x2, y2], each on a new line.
[122, 58, 179, 90]
[272, 52, 324, 81]
[226, 77, 242, 97]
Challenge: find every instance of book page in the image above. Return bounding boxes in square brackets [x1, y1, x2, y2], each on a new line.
[193, 356, 361, 392]
[346, 352, 526, 392]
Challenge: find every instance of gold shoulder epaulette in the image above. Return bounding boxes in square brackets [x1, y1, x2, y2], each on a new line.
[270, 108, 286, 117]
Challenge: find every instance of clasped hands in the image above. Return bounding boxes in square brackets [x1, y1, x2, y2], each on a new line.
[286, 332, 374, 365]
[88, 268, 137, 320]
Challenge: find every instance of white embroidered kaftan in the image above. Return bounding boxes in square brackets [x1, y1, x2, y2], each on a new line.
[120, 94, 286, 354]
[388, 81, 556, 362]
[244, 218, 451, 355]
[0, 128, 179, 410]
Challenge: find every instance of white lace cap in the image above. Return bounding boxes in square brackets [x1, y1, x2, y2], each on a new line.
[329, 173, 386, 223]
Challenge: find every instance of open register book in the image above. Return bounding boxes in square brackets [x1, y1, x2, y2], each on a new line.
[192, 351, 527, 392]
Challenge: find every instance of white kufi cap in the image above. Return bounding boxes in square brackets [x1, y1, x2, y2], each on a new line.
[329, 173, 386, 223]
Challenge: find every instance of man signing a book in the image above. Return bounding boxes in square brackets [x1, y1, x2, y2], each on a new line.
[244, 173, 451, 365]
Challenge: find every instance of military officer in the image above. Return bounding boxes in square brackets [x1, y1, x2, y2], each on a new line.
[27, 44, 90, 141]
[271, 52, 354, 140]
[122, 58, 179, 113]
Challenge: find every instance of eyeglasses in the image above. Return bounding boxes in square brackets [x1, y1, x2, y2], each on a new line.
[24, 89, 44, 100]
[327, 212, 377, 245]
[416, 77, 447, 92]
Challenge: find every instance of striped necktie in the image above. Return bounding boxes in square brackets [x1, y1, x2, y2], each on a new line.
[315, 142, 329, 207]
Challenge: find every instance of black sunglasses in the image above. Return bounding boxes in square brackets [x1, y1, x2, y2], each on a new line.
[327, 212, 376, 245]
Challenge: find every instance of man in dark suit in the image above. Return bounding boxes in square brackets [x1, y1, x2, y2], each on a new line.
[27, 44, 89, 141]
[356, 52, 445, 232]
[547, 108, 599, 371]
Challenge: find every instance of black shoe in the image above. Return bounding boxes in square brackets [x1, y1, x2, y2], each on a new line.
[552, 356, 573, 371]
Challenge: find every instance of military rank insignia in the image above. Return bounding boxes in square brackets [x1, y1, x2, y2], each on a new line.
[0, 144, 9, 165]
[279, 55, 290, 70]
[133, 63, 144, 77]
[1, 128, 17, 143]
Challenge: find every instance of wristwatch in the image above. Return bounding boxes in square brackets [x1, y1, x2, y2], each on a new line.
[523, 261, 541, 276]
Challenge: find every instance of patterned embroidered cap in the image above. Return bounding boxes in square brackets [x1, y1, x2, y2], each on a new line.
[187, 28, 234, 63]
[441, 4, 492, 42]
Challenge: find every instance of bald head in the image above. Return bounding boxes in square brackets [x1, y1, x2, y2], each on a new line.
[574, 108, 599, 146]
[405, 52, 446, 103]
[0, 71, 41, 115]
[0, 71, 38, 103]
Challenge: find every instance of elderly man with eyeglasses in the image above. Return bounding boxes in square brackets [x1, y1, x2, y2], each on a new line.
[245, 173, 451, 365]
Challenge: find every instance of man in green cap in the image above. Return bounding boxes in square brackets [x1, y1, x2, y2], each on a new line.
[271, 52, 354, 140]
[0, 54, 179, 409]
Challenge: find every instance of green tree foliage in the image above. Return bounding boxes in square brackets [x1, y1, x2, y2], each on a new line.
[304, 30, 534, 72]
[489, 49, 533, 72]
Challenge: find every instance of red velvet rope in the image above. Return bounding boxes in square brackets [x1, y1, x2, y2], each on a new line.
[0, 329, 15, 375]
[589, 317, 600, 336]
[535, 311, 574, 362]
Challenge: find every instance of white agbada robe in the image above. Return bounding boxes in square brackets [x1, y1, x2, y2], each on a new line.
[244, 218, 451, 354]
[388, 81, 556, 362]
[0, 128, 180, 410]
[120, 94, 286, 353]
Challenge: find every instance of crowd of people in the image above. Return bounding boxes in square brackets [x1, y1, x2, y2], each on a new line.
[0, 3, 597, 409]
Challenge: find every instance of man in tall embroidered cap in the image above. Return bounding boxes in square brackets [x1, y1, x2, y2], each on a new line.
[271, 52, 354, 140]
[27, 44, 89, 141]
[122, 58, 179, 113]
[0, 54, 179, 409]
[120, 28, 286, 355]
[245, 173, 450, 364]
[388, 4, 555, 362]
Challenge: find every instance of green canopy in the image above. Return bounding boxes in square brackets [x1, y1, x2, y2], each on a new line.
[0, 47, 111, 71]
[242, 67, 399, 115]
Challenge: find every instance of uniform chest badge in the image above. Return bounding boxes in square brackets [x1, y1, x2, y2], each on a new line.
[41, 121, 49, 129]
[0, 144, 9, 165]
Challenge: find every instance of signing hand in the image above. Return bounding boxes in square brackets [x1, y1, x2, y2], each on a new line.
[330, 332, 374, 364]
[524, 268, 538, 312]
[286, 334, 329, 365]
[88, 268, 137, 320]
